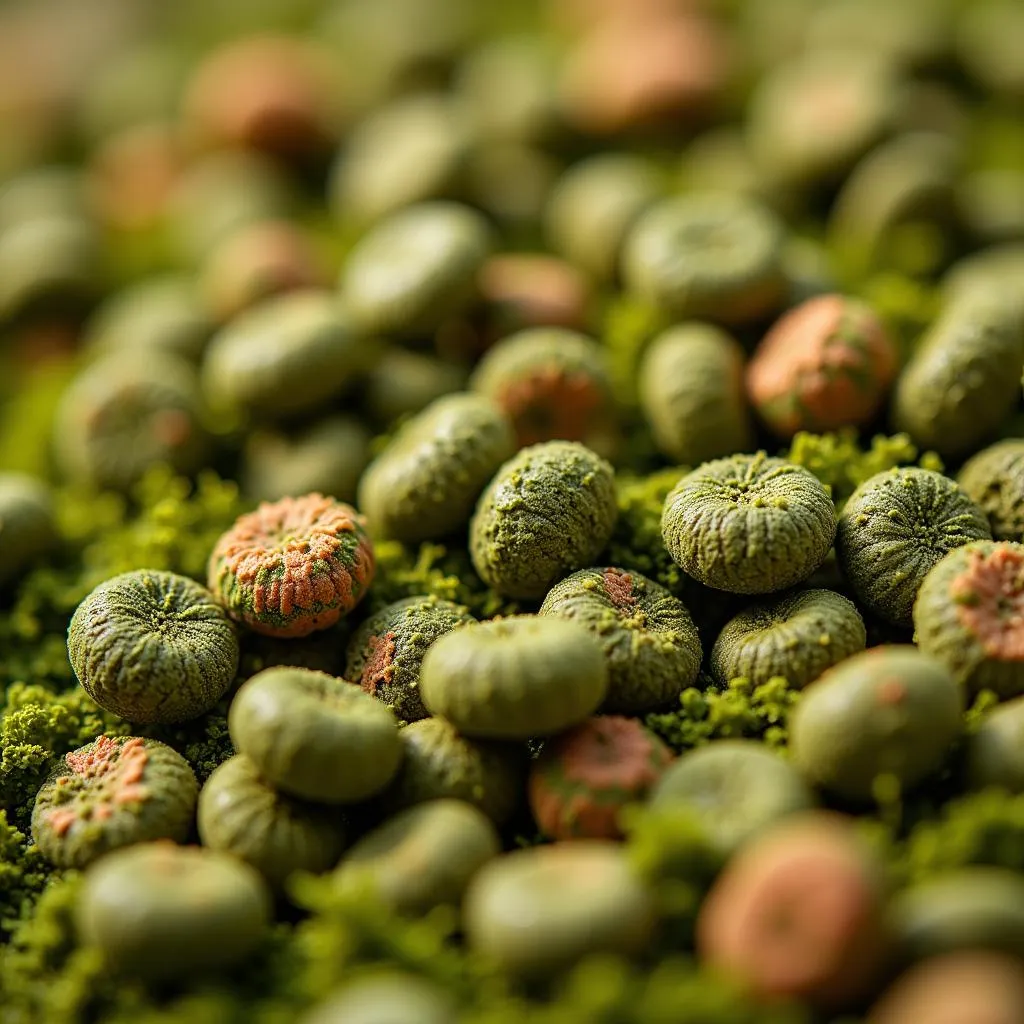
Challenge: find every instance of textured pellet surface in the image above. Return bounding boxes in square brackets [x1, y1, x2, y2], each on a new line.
[661, 452, 836, 595]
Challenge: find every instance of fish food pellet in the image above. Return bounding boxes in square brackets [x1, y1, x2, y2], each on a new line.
[696, 812, 888, 1008]
[621, 192, 787, 325]
[201, 290, 373, 422]
[957, 439, 1024, 543]
[31, 736, 198, 869]
[420, 616, 609, 739]
[661, 452, 836, 595]
[196, 754, 348, 888]
[827, 132, 960, 283]
[228, 667, 402, 804]
[301, 971, 458, 1024]
[167, 150, 295, 265]
[558, 7, 729, 136]
[68, 570, 239, 724]
[384, 716, 526, 826]
[892, 294, 1024, 460]
[529, 715, 674, 840]
[745, 50, 895, 187]
[649, 740, 815, 856]
[638, 322, 754, 466]
[84, 274, 213, 362]
[889, 867, 1024, 962]
[913, 541, 1024, 699]
[0, 215, 101, 323]
[463, 841, 656, 981]
[340, 200, 493, 338]
[357, 393, 516, 544]
[469, 327, 616, 455]
[335, 798, 500, 916]
[241, 414, 372, 506]
[53, 352, 210, 493]
[76, 841, 271, 982]
[746, 294, 899, 438]
[538, 566, 702, 713]
[208, 493, 374, 638]
[543, 152, 663, 284]
[965, 696, 1024, 794]
[0, 472, 57, 587]
[789, 646, 964, 803]
[836, 467, 992, 627]
[469, 440, 618, 600]
[866, 951, 1024, 1024]
[710, 588, 867, 689]
[328, 92, 471, 228]
[181, 35, 340, 161]
[199, 219, 328, 323]
[344, 595, 476, 724]
[477, 253, 591, 337]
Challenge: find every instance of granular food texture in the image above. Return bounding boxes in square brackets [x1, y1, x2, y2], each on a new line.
[529, 715, 674, 840]
[957, 439, 1024, 543]
[661, 452, 836, 595]
[68, 569, 239, 724]
[836, 467, 991, 627]
[357, 393, 515, 544]
[746, 294, 898, 438]
[196, 754, 348, 888]
[32, 736, 198, 869]
[913, 540, 1024, 699]
[420, 615, 609, 739]
[208, 493, 374, 637]
[470, 440, 618, 600]
[638, 322, 753, 466]
[76, 841, 272, 981]
[539, 566, 701, 712]
[710, 588, 866, 689]
[344, 594, 476, 723]
[470, 327, 617, 455]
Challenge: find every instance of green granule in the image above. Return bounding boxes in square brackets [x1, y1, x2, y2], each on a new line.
[1, 684, 127, 827]
[0, 875, 304, 1024]
[0, 465, 247, 696]
[783, 429, 943, 508]
[0, 811, 52, 941]
[606, 468, 691, 593]
[71, 466, 248, 587]
[462, 955, 809, 1024]
[369, 539, 519, 621]
[644, 677, 800, 754]
[887, 789, 1024, 888]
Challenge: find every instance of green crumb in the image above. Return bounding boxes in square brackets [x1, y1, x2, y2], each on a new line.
[887, 789, 1024, 888]
[645, 676, 801, 754]
[783, 429, 943, 510]
[0, 811, 53, 941]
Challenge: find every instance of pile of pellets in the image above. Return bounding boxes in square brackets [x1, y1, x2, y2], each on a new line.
[2, 0, 1024, 1021]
